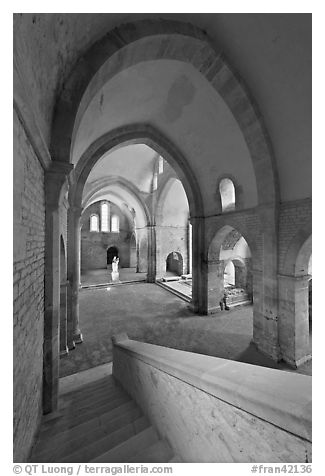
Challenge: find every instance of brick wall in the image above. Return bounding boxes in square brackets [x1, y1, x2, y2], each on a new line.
[278, 199, 312, 274]
[13, 109, 45, 461]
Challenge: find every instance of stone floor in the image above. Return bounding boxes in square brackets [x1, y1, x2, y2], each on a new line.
[60, 282, 312, 378]
[81, 268, 147, 287]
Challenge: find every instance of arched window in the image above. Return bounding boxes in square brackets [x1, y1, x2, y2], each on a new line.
[153, 172, 158, 191]
[90, 214, 99, 232]
[111, 214, 119, 233]
[224, 261, 235, 286]
[158, 156, 164, 174]
[101, 202, 109, 232]
[219, 178, 236, 212]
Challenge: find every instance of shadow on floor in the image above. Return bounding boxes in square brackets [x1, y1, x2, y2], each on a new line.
[60, 283, 312, 378]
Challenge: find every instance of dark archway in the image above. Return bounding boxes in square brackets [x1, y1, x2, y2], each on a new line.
[107, 246, 119, 266]
[166, 252, 183, 276]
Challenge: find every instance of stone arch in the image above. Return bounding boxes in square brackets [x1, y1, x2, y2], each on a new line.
[82, 176, 150, 227]
[207, 223, 254, 314]
[282, 225, 312, 277]
[223, 256, 252, 302]
[166, 251, 184, 276]
[155, 176, 190, 277]
[279, 231, 312, 367]
[70, 125, 203, 220]
[155, 175, 189, 224]
[51, 19, 278, 207]
[207, 221, 257, 265]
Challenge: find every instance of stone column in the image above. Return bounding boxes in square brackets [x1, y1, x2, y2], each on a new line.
[253, 204, 280, 361]
[190, 217, 207, 314]
[188, 221, 192, 274]
[44, 161, 72, 414]
[207, 259, 225, 314]
[278, 274, 311, 367]
[147, 224, 156, 283]
[67, 205, 83, 350]
[59, 281, 69, 356]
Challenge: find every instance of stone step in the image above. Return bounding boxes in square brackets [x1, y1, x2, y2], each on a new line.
[61, 382, 121, 404]
[31, 402, 141, 461]
[43, 386, 128, 423]
[90, 426, 159, 463]
[40, 394, 132, 438]
[58, 387, 128, 415]
[60, 375, 117, 399]
[156, 281, 191, 303]
[128, 440, 174, 463]
[60, 416, 150, 463]
[162, 276, 181, 282]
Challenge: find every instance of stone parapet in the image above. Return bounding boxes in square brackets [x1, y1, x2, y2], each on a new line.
[112, 335, 311, 462]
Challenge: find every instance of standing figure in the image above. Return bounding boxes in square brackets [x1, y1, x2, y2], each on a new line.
[111, 256, 120, 282]
[219, 290, 230, 311]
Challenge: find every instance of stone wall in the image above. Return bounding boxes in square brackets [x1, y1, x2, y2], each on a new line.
[80, 201, 133, 270]
[156, 226, 188, 277]
[13, 109, 45, 462]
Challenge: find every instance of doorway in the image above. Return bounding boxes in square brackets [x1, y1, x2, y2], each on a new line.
[107, 246, 119, 266]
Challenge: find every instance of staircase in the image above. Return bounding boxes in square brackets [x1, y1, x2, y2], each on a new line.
[30, 371, 179, 463]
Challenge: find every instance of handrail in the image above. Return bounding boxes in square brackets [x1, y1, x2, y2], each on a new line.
[112, 334, 311, 442]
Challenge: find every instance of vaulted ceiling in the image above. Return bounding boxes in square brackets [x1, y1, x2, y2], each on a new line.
[14, 13, 312, 202]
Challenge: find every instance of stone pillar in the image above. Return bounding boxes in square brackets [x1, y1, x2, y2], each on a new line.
[191, 217, 207, 314]
[67, 205, 83, 350]
[147, 224, 156, 283]
[59, 281, 69, 356]
[207, 260, 225, 314]
[278, 274, 311, 367]
[253, 204, 280, 361]
[136, 228, 148, 273]
[188, 221, 192, 274]
[44, 161, 72, 414]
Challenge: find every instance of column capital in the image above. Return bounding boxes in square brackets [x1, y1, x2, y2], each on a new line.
[45, 161, 74, 210]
